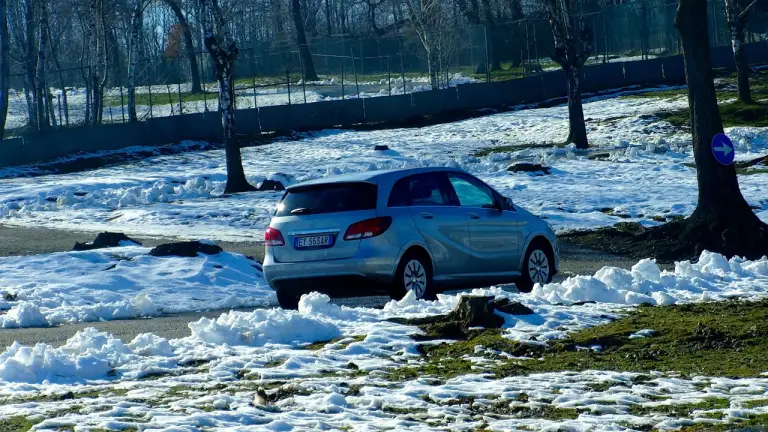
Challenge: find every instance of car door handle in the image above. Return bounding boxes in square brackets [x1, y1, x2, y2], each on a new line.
[419, 212, 434, 219]
[467, 212, 480, 220]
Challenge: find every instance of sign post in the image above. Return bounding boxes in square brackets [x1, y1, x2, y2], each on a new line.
[711, 133, 735, 166]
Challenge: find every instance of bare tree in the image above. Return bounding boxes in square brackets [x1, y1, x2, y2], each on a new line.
[165, 0, 204, 93]
[200, 0, 256, 193]
[292, 0, 319, 81]
[127, 0, 150, 122]
[542, 0, 592, 149]
[405, 0, 445, 89]
[0, 0, 9, 138]
[667, 0, 767, 258]
[724, 0, 761, 104]
[34, 0, 50, 130]
[88, 0, 109, 124]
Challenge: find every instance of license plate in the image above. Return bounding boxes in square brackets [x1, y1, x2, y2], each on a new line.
[294, 235, 334, 249]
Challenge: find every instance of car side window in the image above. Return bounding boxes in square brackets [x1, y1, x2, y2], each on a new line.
[388, 178, 411, 207]
[448, 174, 496, 208]
[388, 173, 454, 207]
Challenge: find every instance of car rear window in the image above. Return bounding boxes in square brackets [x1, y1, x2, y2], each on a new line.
[275, 182, 377, 217]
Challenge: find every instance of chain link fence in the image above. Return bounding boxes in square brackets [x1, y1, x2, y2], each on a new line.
[4, 0, 767, 135]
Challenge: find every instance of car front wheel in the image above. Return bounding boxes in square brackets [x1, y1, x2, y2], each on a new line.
[517, 243, 553, 293]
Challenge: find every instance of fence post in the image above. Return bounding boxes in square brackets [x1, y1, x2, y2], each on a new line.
[341, 54, 345, 100]
[298, 47, 307, 103]
[484, 25, 490, 83]
[250, 49, 258, 108]
[399, 38, 406, 94]
[148, 63, 154, 118]
[286, 69, 291, 105]
[178, 82, 183, 115]
[57, 94, 62, 127]
[351, 48, 360, 99]
[167, 84, 175, 116]
[388, 57, 392, 97]
[120, 86, 125, 123]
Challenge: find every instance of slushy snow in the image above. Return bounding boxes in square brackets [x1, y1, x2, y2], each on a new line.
[1, 252, 768, 430]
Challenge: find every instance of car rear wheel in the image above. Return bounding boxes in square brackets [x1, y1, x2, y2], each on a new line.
[276, 290, 300, 310]
[517, 242, 553, 293]
[391, 252, 436, 301]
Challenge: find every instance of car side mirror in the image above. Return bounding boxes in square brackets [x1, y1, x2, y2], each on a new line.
[503, 197, 515, 211]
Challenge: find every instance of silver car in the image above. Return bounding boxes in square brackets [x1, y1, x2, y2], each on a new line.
[263, 167, 559, 309]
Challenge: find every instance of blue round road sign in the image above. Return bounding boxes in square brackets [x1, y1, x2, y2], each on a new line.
[711, 133, 735, 166]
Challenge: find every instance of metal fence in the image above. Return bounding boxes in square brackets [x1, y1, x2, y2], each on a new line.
[4, 0, 767, 134]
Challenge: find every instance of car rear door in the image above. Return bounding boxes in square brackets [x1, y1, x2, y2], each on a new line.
[269, 182, 377, 263]
[398, 172, 472, 278]
[446, 172, 524, 275]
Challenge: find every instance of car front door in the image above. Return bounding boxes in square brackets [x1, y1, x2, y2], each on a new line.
[446, 173, 524, 275]
[398, 173, 472, 279]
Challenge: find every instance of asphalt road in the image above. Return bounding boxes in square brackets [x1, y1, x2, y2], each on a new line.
[0, 224, 634, 348]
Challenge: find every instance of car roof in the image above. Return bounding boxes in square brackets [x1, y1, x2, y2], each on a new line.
[287, 166, 467, 190]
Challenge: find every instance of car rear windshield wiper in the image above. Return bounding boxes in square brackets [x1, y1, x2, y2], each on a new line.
[290, 207, 314, 215]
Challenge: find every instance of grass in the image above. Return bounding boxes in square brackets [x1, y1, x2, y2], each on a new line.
[386, 299, 768, 383]
[628, 397, 730, 417]
[0, 416, 41, 432]
[105, 91, 216, 108]
[303, 335, 365, 351]
[494, 299, 768, 378]
[678, 414, 768, 431]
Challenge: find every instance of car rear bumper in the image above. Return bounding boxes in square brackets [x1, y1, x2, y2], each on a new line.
[263, 254, 397, 297]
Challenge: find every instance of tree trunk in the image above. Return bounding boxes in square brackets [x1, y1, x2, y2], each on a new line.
[724, 0, 754, 104]
[673, 0, 767, 258]
[35, 0, 49, 131]
[127, 0, 142, 122]
[166, 0, 203, 93]
[23, 0, 37, 129]
[565, 64, 588, 149]
[47, 21, 69, 126]
[202, 0, 255, 194]
[292, 0, 319, 81]
[0, 0, 9, 138]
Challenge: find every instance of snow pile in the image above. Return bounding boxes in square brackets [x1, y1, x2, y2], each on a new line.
[0, 246, 275, 328]
[532, 251, 768, 306]
[0, 328, 177, 383]
[188, 308, 340, 347]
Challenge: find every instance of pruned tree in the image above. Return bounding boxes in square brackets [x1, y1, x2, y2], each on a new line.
[724, 0, 761, 104]
[200, 0, 256, 193]
[541, 0, 592, 149]
[0, 0, 9, 138]
[667, 0, 767, 258]
[292, 0, 319, 81]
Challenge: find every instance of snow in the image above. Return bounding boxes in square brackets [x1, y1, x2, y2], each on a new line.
[2, 92, 767, 241]
[532, 251, 768, 306]
[0, 245, 275, 328]
[1, 252, 768, 429]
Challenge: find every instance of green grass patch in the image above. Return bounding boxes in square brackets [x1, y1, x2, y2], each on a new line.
[621, 88, 688, 100]
[303, 335, 365, 351]
[0, 416, 41, 432]
[743, 398, 768, 408]
[494, 300, 768, 378]
[105, 91, 216, 108]
[678, 414, 768, 431]
[629, 397, 730, 417]
[737, 167, 768, 176]
[660, 100, 768, 128]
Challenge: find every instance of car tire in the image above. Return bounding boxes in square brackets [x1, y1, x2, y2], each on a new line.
[391, 251, 436, 301]
[517, 241, 554, 293]
[276, 290, 300, 310]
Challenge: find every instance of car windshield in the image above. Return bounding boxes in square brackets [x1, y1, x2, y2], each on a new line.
[275, 182, 377, 217]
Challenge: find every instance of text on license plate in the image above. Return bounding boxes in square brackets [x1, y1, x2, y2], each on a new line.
[295, 235, 333, 249]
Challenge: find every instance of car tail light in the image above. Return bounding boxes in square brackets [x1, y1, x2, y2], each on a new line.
[344, 217, 392, 241]
[265, 227, 285, 246]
